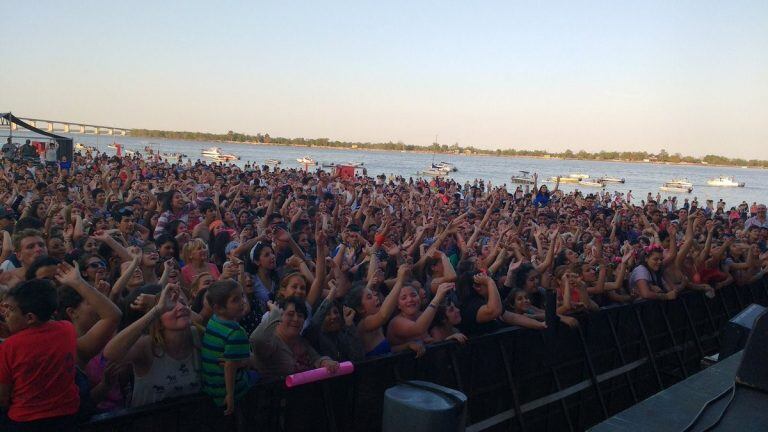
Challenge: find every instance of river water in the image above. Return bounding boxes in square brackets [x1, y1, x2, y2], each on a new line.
[70, 135, 766, 207]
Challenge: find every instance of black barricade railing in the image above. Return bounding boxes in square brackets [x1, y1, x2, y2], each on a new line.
[80, 281, 768, 432]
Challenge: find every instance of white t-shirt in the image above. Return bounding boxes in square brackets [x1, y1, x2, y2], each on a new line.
[0, 259, 18, 272]
[45, 144, 58, 162]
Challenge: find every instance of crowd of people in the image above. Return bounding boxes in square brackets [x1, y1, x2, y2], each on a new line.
[0, 142, 766, 430]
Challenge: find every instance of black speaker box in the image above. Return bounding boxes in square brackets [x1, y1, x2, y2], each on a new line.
[736, 309, 768, 392]
[719, 303, 767, 359]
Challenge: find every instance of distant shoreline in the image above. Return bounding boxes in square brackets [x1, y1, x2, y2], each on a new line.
[125, 135, 766, 171]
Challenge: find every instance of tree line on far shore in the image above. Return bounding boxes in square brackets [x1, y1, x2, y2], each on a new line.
[129, 128, 768, 168]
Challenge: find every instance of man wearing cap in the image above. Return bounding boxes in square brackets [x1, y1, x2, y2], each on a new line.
[745, 204, 768, 230]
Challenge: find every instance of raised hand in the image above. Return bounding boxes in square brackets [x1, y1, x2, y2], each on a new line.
[285, 255, 304, 269]
[343, 306, 356, 327]
[55, 261, 85, 287]
[473, 273, 490, 286]
[436, 282, 455, 297]
[130, 293, 157, 312]
[508, 258, 523, 272]
[320, 358, 340, 374]
[446, 332, 468, 344]
[156, 283, 181, 313]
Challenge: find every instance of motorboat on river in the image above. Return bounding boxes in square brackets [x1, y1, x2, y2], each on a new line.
[419, 167, 448, 177]
[660, 181, 693, 193]
[202, 146, 240, 162]
[548, 176, 581, 183]
[669, 178, 693, 188]
[706, 176, 745, 187]
[510, 171, 535, 185]
[578, 180, 606, 188]
[202, 146, 222, 157]
[297, 156, 317, 165]
[597, 176, 625, 184]
[322, 161, 364, 168]
[432, 161, 458, 172]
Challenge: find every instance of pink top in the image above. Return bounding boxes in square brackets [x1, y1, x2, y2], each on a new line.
[85, 352, 124, 412]
[181, 262, 221, 286]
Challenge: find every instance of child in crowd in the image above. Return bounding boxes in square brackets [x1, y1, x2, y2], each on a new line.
[0, 279, 79, 431]
[201, 280, 255, 416]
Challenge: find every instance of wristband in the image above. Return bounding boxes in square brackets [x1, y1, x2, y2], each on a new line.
[427, 303, 438, 310]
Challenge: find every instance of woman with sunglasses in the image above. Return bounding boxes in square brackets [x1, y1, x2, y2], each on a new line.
[78, 253, 111, 292]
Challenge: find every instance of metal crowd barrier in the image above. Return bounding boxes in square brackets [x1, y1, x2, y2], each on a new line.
[80, 280, 768, 432]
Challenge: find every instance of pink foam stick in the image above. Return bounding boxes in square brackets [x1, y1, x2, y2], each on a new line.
[284, 361, 355, 388]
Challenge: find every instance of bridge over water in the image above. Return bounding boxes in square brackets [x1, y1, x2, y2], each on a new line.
[0, 115, 129, 136]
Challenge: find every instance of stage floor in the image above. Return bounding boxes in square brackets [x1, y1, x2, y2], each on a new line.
[590, 351, 768, 432]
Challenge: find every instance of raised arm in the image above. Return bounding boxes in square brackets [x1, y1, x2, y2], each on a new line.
[662, 224, 679, 266]
[104, 283, 180, 365]
[306, 229, 328, 308]
[675, 214, 699, 268]
[534, 231, 561, 273]
[359, 264, 410, 332]
[93, 230, 133, 262]
[473, 274, 503, 323]
[387, 283, 452, 340]
[429, 251, 458, 294]
[56, 261, 123, 365]
[109, 254, 141, 302]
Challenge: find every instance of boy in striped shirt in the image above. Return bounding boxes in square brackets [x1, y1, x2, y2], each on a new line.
[201, 280, 254, 415]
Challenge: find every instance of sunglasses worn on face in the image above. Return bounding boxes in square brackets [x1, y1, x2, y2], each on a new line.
[88, 261, 107, 269]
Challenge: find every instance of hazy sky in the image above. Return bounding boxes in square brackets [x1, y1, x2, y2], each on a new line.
[2, 1, 767, 159]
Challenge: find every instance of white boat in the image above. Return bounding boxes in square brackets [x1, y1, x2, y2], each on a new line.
[202, 146, 222, 157]
[510, 171, 535, 185]
[660, 182, 693, 193]
[202, 147, 239, 162]
[597, 176, 625, 184]
[548, 176, 581, 183]
[669, 178, 693, 188]
[569, 173, 590, 179]
[433, 162, 458, 172]
[322, 161, 364, 168]
[706, 176, 745, 187]
[75, 142, 96, 152]
[264, 159, 281, 165]
[297, 156, 317, 165]
[579, 180, 606, 188]
[419, 167, 447, 177]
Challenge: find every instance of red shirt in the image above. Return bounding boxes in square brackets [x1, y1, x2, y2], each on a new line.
[0, 320, 79, 422]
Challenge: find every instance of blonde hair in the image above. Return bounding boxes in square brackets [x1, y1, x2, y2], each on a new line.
[181, 238, 208, 263]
